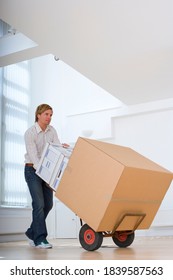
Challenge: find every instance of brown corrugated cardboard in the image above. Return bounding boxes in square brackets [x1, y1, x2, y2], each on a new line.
[55, 137, 173, 232]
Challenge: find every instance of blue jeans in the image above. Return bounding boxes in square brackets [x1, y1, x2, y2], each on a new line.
[24, 166, 53, 245]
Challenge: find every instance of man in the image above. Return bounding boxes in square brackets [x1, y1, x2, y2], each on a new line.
[24, 104, 63, 248]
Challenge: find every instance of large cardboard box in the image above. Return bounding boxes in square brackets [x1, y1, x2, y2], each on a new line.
[55, 137, 173, 232]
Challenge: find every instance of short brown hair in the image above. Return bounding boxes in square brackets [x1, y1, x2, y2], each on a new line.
[35, 104, 53, 122]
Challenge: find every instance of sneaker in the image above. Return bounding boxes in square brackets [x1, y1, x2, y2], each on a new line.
[36, 240, 52, 249]
[28, 239, 35, 247]
[25, 231, 35, 247]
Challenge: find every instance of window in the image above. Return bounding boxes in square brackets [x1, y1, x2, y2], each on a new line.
[0, 62, 31, 207]
[1, 61, 30, 206]
[0, 18, 31, 207]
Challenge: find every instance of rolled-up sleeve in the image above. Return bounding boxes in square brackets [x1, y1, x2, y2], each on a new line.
[24, 129, 40, 169]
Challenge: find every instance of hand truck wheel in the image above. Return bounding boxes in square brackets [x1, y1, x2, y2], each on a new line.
[79, 224, 103, 251]
[112, 231, 135, 248]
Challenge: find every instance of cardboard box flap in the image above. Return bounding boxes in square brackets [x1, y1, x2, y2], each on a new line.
[82, 137, 172, 174]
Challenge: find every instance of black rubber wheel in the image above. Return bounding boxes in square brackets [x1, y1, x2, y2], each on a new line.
[112, 231, 135, 248]
[79, 224, 103, 251]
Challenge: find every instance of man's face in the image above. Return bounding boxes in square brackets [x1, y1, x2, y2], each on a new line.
[37, 109, 53, 126]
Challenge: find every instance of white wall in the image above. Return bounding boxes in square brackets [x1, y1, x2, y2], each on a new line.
[110, 102, 173, 235]
[1, 54, 172, 242]
[30, 54, 122, 142]
[30, 54, 173, 237]
[29, 54, 123, 239]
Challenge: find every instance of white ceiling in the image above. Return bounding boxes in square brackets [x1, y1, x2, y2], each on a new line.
[0, 0, 173, 104]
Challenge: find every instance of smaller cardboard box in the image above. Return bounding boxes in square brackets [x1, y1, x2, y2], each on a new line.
[55, 137, 173, 232]
[36, 143, 72, 191]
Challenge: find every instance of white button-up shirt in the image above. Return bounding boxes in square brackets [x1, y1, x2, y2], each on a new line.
[24, 122, 60, 169]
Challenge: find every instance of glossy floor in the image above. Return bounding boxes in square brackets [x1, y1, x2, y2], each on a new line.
[0, 236, 173, 260]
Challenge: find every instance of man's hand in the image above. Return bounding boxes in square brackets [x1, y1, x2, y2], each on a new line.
[62, 143, 70, 148]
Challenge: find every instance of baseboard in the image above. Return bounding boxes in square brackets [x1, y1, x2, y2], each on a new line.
[0, 233, 26, 243]
[0, 206, 31, 236]
[0, 206, 172, 242]
[136, 225, 173, 237]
